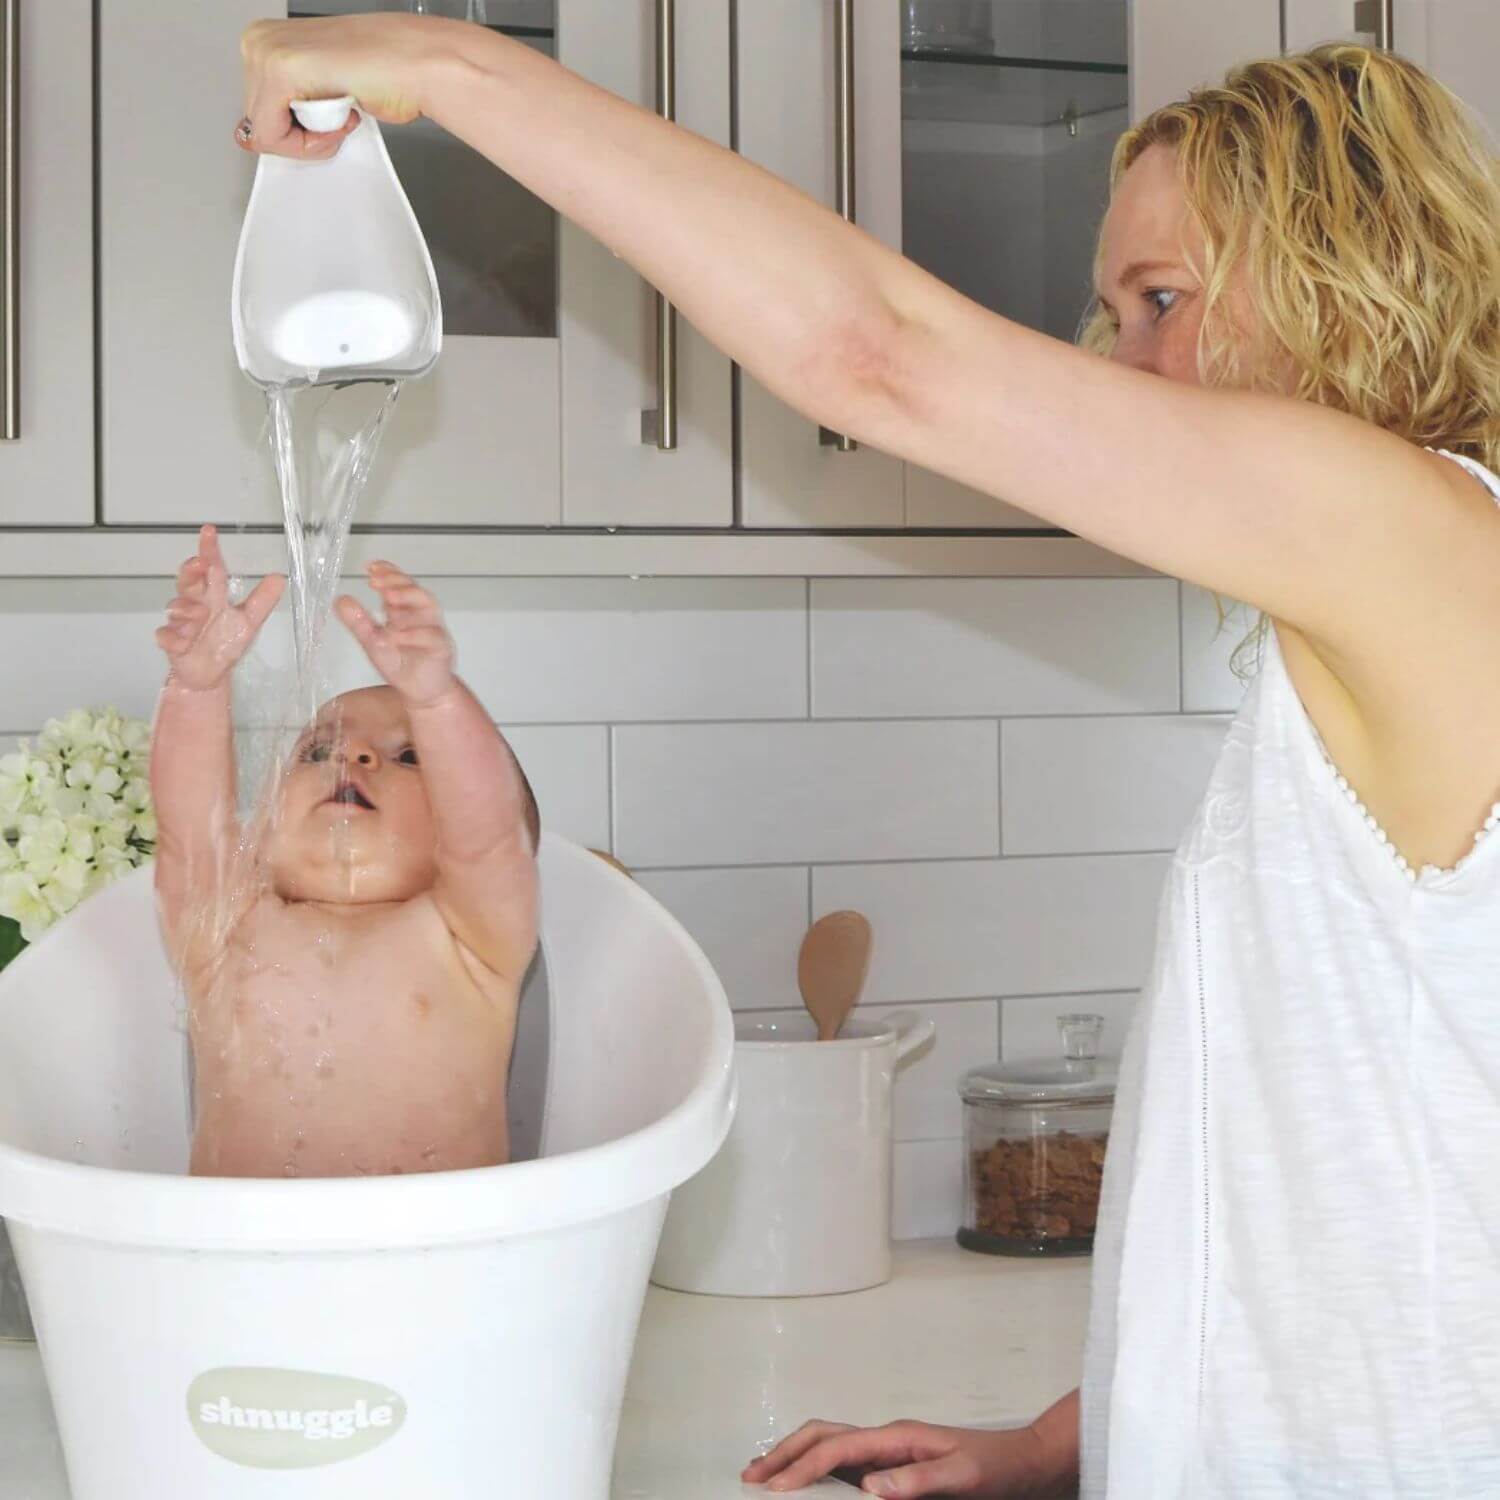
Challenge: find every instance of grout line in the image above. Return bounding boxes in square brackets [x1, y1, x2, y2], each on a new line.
[729, 988, 1139, 1013]
[517, 709, 1212, 727]
[606, 724, 618, 854]
[91, 0, 103, 526]
[69, 709, 1222, 728]
[6, 707, 1233, 731]
[996, 717, 1005, 854]
[1177, 579, 1186, 713]
[629, 850, 1174, 873]
[804, 577, 813, 718]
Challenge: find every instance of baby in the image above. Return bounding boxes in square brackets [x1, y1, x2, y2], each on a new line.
[150, 525, 540, 1180]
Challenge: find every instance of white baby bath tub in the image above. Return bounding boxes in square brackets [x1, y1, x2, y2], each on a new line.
[0, 833, 734, 1499]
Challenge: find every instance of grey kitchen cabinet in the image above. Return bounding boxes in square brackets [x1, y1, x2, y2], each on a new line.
[96, 0, 733, 530]
[0, 0, 94, 526]
[736, 0, 1282, 532]
[1284, 0, 1499, 136]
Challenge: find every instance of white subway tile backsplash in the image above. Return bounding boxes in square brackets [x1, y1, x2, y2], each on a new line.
[1002, 714, 1228, 855]
[875, 998, 999, 1143]
[893, 1138, 965, 1242]
[0, 581, 169, 729]
[632, 866, 810, 1011]
[436, 578, 808, 724]
[810, 579, 1180, 718]
[503, 725, 611, 851]
[1001, 991, 1139, 1064]
[245, 577, 810, 725]
[614, 721, 1001, 867]
[0, 576, 809, 732]
[1181, 585, 1255, 714]
[814, 854, 1169, 1004]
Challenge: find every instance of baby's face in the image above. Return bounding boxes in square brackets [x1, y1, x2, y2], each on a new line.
[267, 687, 438, 905]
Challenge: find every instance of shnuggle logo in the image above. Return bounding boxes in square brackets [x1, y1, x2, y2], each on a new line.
[186, 1367, 406, 1469]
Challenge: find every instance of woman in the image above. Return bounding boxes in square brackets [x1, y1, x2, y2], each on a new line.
[238, 22, 1500, 1497]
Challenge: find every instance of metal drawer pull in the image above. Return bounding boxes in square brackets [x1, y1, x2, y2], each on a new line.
[1352, 0, 1393, 50]
[821, 0, 857, 453]
[2, 0, 18, 441]
[641, 0, 679, 450]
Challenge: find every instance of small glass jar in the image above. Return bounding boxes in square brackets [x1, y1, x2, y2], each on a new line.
[957, 1014, 1115, 1257]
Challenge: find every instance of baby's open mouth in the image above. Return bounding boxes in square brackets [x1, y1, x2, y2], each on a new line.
[326, 780, 376, 812]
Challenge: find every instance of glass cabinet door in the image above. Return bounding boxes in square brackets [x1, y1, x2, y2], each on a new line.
[900, 0, 1129, 526]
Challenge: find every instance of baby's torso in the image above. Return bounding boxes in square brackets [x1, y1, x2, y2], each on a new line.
[187, 894, 520, 1179]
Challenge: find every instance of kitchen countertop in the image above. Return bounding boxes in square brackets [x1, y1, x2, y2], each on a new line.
[0, 1239, 1090, 1498]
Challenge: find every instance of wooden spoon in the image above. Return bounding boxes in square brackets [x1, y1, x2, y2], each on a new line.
[588, 848, 635, 880]
[797, 911, 873, 1041]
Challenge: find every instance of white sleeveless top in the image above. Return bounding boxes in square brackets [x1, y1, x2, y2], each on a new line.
[1080, 449, 1500, 1498]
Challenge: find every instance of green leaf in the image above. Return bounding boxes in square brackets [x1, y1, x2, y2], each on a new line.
[0, 917, 24, 973]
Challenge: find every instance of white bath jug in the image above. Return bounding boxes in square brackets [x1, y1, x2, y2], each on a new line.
[653, 1010, 935, 1297]
[232, 97, 442, 388]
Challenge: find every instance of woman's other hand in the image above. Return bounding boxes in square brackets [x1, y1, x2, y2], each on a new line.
[742, 1416, 1076, 1499]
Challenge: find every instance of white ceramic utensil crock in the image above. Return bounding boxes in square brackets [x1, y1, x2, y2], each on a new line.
[652, 1010, 934, 1297]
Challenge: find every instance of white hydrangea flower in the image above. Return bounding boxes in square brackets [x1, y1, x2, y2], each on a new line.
[0, 708, 155, 953]
[0, 871, 53, 945]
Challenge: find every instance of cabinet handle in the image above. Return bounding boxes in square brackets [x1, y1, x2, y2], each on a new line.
[1352, 0, 1394, 49]
[641, 0, 679, 451]
[821, 0, 857, 453]
[1, 0, 17, 442]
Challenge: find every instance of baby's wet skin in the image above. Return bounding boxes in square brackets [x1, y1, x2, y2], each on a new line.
[185, 687, 529, 1180]
[191, 894, 520, 1179]
[154, 548, 540, 1184]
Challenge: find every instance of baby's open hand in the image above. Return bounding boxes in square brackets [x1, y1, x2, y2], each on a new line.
[156, 525, 286, 692]
[336, 562, 456, 707]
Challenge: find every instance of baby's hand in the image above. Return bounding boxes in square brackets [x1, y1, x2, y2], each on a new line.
[156, 525, 286, 692]
[336, 562, 456, 707]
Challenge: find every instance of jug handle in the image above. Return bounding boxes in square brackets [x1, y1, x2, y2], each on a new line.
[883, 1010, 936, 1065]
[291, 95, 358, 133]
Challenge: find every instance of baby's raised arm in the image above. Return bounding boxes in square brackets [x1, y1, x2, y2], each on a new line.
[151, 525, 285, 968]
[336, 563, 539, 983]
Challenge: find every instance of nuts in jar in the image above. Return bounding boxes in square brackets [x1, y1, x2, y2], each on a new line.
[968, 1128, 1108, 1250]
[957, 1014, 1115, 1258]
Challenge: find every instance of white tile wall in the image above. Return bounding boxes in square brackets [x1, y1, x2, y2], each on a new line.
[811, 578, 1180, 717]
[894, 1138, 966, 1243]
[1, 570, 1230, 1241]
[1001, 990, 1139, 1064]
[814, 854, 1170, 1003]
[502, 726, 611, 851]
[633, 866, 810, 1011]
[613, 720, 1001, 867]
[1002, 713, 1229, 854]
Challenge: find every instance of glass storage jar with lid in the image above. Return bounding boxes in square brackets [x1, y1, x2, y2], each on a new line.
[958, 1013, 1115, 1257]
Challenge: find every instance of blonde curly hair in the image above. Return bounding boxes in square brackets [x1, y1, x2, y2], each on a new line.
[1080, 44, 1500, 671]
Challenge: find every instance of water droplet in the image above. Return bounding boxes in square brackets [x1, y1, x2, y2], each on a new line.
[283, 1161, 300, 1178]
